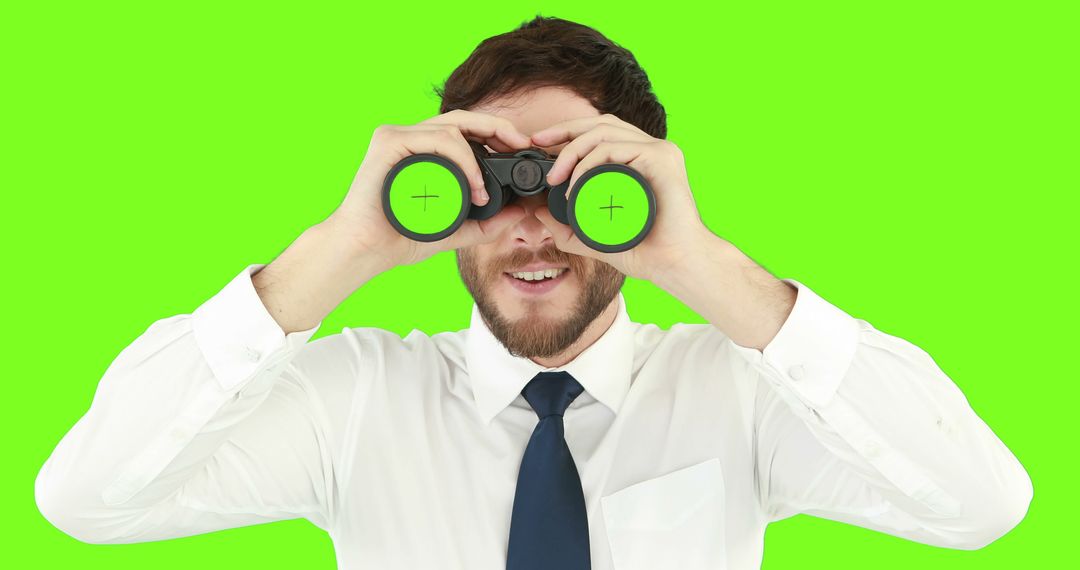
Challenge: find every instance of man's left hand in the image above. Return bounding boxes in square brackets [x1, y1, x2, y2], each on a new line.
[530, 113, 711, 283]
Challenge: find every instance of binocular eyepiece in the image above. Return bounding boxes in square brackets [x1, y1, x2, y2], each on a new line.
[381, 141, 655, 253]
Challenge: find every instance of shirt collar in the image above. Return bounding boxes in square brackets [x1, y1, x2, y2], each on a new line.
[465, 291, 635, 426]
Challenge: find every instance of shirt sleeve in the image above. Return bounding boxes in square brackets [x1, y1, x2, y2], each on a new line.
[726, 279, 1033, 550]
[34, 263, 354, 544]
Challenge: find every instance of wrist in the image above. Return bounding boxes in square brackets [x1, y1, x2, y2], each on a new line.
[652, 228, 739, 293]
[316, 215, 397, 276]
[657, 233, 795, 350]
[253, 222, 389, 334]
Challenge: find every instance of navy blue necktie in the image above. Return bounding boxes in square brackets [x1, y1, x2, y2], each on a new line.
[506, 371, 591, 570]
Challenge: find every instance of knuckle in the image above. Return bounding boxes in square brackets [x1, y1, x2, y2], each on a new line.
[496, 117, 518, 135]
[557, 139, 580, 157]
[597, 123, 621, 138]
[450, 128, 470, 144]
[571, 160, 588, 179]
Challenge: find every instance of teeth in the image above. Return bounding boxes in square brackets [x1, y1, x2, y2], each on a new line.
[511, 268, 565, 281]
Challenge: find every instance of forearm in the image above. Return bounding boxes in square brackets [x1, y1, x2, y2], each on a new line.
[654, 231, 797, 351]
[253, 220, 388, 334]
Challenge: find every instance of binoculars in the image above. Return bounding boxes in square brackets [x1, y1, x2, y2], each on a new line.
[381, 141, 655, 253]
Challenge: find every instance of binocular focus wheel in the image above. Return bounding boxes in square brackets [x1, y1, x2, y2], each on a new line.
[567, 165, 656, 253]
[382, 154, 469, 242]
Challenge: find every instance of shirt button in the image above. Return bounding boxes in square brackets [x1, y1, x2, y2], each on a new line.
[788, 364, 805, 381]
[863, 440, 880, 458]
[244, 346, 262, 363]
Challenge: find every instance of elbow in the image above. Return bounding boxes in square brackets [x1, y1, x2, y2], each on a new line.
[980, 467, 1034, 549]
[37, 506, 109, 545]
[36, 489, 131, 545]
[36, 473, 88, 543]
[36, 469, 97, 544]
[948, 466, 1034, 550]
[35, 463, 123, 544]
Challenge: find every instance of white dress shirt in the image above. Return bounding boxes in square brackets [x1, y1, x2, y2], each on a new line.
[35, 263, 1033, 569]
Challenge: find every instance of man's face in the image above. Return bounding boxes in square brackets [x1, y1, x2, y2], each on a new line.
[455, 86, 625, 360]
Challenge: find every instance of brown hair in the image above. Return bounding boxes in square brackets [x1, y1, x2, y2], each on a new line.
[433, 15, 667, 139]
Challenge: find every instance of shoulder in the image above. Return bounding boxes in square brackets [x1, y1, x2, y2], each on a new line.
[285, 325, 469, 414]
[632, 320, 736, 363]
[296, 325, 466, 371]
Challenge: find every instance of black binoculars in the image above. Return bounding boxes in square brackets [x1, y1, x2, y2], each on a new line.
[381, 141, 655, 253]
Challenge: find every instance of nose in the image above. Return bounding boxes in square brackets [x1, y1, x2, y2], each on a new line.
[508, 193, 554, 247]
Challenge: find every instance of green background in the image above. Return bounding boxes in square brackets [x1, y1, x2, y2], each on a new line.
[4, 0, 1074, 567]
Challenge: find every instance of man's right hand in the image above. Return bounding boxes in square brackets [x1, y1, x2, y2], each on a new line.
[325, 109, 534, 272]
[251, 110, 534, 334]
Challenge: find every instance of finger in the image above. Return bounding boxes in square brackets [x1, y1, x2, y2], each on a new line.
[441, 126, 495, 206]
[423, 109, 532, 151]
[565, 141, 650, 199]
[483, 139, 516, 153]
[396, 125, 491, 205]
[545, 124, 653, 185]
[530, 113, 651, 147]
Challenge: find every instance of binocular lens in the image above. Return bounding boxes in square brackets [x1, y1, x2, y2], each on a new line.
[384, 157, 467, 241]
[570, 168, 654, 252]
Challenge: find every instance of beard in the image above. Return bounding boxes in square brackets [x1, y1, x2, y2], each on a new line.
[456, 244, 625, 359]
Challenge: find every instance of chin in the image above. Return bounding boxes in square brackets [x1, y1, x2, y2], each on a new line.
[499, 292, 575, 318]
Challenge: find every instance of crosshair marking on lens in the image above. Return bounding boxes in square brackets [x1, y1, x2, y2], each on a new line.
[573, 170, 650, 246]
[412, 185, 439, 211]
[599, 194, 623, 221]
[388, 160, 463, 235]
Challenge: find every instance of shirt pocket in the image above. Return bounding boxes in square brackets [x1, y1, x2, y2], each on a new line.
[600, 457, 727, 570]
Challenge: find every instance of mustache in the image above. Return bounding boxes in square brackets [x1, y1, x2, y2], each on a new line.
[497, 247, 578, 273]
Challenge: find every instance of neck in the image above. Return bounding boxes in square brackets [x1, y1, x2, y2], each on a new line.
[529, 295, 620, 369]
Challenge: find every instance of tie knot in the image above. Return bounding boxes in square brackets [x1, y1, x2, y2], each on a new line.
[521, 371, 585, 419]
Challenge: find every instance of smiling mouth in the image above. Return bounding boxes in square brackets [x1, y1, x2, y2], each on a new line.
[504, 267, 570, 281]
[502, 268, 571, 294]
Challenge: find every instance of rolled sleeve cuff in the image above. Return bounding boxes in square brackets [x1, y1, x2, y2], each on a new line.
[726, 278, 860, 409]
[192, 263, 322, 392]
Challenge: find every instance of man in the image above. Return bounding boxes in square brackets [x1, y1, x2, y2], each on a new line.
[36, 15, 1031, 570]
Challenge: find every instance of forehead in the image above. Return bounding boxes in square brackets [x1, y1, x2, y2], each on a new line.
[470, 85, 600, 142]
